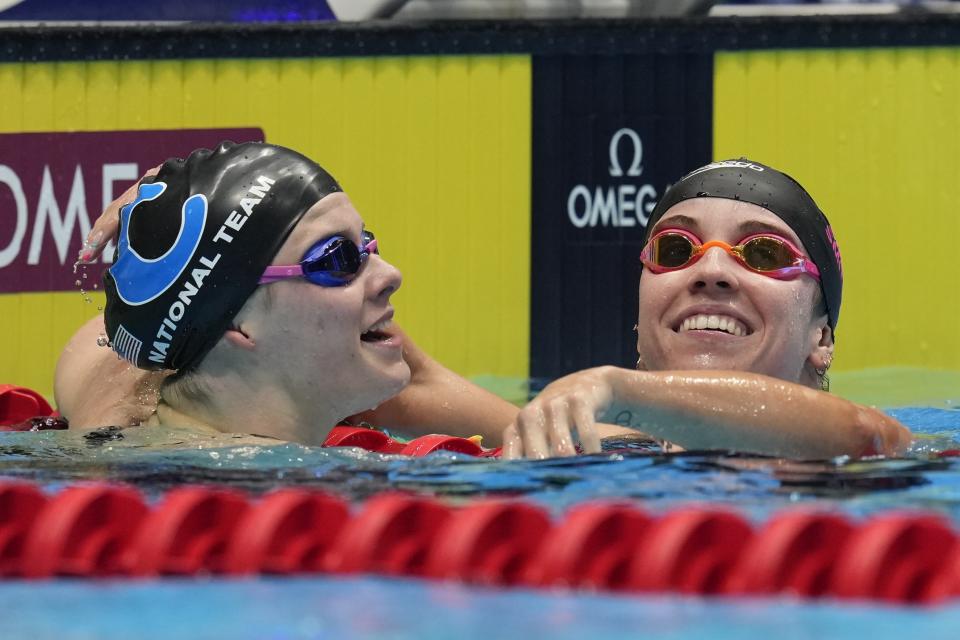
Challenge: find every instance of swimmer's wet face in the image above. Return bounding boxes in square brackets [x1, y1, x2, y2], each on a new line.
[234, 193, 410, 417]
[636, 198, 832, 384]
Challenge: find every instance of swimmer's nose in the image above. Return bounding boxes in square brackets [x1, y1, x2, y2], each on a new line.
[688, 245, 740, 293]
[365, 253, 402, 299]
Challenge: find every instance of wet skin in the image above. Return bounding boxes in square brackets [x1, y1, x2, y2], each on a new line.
[231, 192, 412, 425]
[636, 198, 832, 386]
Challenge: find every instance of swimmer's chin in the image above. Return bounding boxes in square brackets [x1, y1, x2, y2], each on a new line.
[658, 353, 748, 372]
[354, 362, 411, 415]
[385, 362, 412, 397]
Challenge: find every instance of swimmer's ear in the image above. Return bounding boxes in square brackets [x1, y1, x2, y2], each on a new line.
[807, 323, 834, 372]
[223, 324, 256, 351]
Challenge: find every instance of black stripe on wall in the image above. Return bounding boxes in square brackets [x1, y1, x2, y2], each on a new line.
[3, 16, 960, 62]
[530, 53, 712, 381]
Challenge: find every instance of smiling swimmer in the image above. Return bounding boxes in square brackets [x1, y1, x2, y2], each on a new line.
[645, 158, 842, 347]
[98, 141, 494, 445]
[502, 159, 910, 460]
[58, 143, 520, 443]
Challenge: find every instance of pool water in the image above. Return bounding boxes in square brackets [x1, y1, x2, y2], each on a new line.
[2, 577, 960, 640]
[1, 407, 958, 520]
[2, 374, 960, 639]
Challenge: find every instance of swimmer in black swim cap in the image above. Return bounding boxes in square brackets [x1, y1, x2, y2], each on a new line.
[102, 142, 412, 444]
[503, 159, 910, 460]
[644, 158, 843, 339]
[635, 158, 841, 390]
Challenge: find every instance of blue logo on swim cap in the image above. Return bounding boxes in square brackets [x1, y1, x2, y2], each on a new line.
[110, 181, 208, 306]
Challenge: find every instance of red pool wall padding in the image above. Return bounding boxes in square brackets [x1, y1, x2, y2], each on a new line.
[2, 481, 959, 605]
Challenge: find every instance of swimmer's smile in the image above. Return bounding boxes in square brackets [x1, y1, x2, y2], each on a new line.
[670, 308, 754, 340]
[360, 310, 402, 351]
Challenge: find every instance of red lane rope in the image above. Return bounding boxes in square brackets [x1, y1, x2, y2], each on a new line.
[1, 480, 959, 605]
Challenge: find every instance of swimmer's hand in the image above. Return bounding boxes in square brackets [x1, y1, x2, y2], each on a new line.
[502, 367, 616, 459]
[78, 165, 162, 263]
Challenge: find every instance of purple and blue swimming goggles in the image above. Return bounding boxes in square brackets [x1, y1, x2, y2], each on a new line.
[258, 230, 378, 287]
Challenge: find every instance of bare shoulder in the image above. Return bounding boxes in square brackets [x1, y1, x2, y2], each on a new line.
[54, 315, 169, 428]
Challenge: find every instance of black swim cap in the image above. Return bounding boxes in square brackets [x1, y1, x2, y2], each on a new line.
[644, 159, 843, 334]
[103, 141, 342, 371]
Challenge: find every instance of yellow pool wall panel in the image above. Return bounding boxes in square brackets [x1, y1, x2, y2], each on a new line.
[715, 47, 960, 372]
[0, 55, 532, 401]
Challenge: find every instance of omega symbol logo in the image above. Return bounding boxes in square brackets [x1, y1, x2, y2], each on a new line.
[608, 127, 643, 177]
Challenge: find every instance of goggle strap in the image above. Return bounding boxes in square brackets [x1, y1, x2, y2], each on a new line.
[258, 265, 304, 285]
[797, 259, 821, 279]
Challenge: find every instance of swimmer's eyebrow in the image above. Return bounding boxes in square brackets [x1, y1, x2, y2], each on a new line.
[650, 214, 700, 236]
[649, 214, 798, 244]
[735, 219, 794, 239]
[314, 222, 364, 247]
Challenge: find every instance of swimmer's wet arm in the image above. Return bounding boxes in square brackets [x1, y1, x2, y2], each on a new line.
[503, 366, 910, 460]
[347, 325, 519, 446]
[602, 367, 911, 459]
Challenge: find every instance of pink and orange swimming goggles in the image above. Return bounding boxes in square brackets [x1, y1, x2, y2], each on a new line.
[640, 228, 821, 281]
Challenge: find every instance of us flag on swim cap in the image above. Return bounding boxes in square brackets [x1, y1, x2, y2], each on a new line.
[112, 324, 143, 365]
